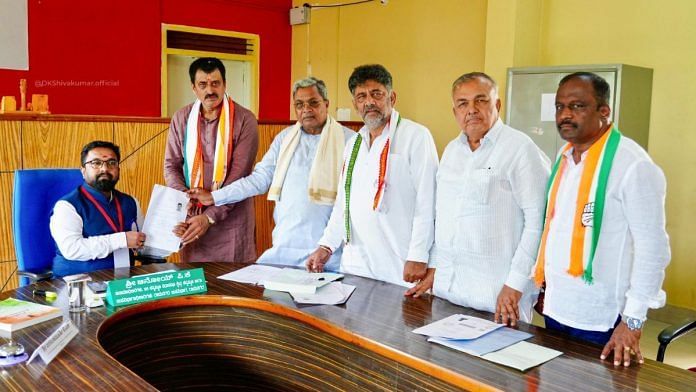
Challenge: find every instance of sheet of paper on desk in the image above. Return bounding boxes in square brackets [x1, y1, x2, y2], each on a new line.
[217, 265, 283, 284]
[428, 327, 533, 356]
[291, 282, 356, 305]
[141, 185, 188, 255]
[481, 341, 563, 371]
[412, 314, 503, 340]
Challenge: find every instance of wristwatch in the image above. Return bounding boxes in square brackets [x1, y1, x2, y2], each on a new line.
[621, 315, 644, 331]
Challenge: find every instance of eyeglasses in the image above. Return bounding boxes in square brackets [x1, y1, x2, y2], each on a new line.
[353, 90, 388, 104]
[294, 99, 325, 111]
[83, 159, 119, 169]
[555, 102, 596, 113]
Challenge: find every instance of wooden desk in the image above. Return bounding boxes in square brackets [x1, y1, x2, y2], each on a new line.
[1, 263, 694, 391]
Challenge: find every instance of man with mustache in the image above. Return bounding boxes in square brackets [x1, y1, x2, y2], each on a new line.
[188, 77, 353, 270]
[50, 141, 145, 276]
[407, 72, 550, 326]
[165, 57, 259, 263]
[531, 72, 670, 367]
[306, 64, 439, 294]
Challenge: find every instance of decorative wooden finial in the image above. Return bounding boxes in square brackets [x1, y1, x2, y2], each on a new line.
[19, 79, 27, 111]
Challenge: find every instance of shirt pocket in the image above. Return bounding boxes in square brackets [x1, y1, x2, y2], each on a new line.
[461, 168, 497, 205]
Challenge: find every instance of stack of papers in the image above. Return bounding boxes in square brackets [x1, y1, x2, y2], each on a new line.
[218, 266, 354, 305]
[413, 314, 503, 340]
[413, 314, 562, 371]
[262, 268, 343, 294]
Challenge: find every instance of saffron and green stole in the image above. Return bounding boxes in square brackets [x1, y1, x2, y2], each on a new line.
[343, 114, 401, 243]
[534, 125, 622, 285]
[183, 94, 235, 191]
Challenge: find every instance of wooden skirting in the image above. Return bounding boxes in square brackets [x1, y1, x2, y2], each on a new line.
[0, 115, 361, 291]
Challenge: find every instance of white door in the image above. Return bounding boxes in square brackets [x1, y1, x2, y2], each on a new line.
[167, 54, 252, 117]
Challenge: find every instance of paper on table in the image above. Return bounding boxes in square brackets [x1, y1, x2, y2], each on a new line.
[113, 247, 130, 269]
[412, 314, 503, 340]
[481, 341, 562, 371]
[217, 265, 283, 285]
[141, 185, 188, 255]
[428, 327, 533, 356]
[291, 282, 356, 305]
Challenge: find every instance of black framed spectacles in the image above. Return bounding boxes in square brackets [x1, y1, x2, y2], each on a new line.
[83, 159, 119, 169]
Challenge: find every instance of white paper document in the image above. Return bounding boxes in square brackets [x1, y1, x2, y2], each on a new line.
[218, 265, 283, 285]
[141, 185, 188, 256]
[412, 314, 503, 340]
[540, 93, 556, 122]
[428, 327, 533, 356]
[291, 282, 356, 305]
[481, 341, 562, 371]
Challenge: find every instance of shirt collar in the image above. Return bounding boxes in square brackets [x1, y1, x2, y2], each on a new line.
[458, 118, 504, 147]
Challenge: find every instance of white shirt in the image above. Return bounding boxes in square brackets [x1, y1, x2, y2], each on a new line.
[319, 110, 439, 287]
[432, 120, 550, 322]
[212, 125, 354, 271]
[543, 136, 670, 331]
[50, 198, 143, 261]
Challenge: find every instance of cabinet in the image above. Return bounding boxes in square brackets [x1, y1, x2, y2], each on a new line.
[505, 64, 653, 160]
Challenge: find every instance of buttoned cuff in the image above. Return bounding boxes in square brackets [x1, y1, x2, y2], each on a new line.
[211, 189, 224, 206]
[622, 298, 650, 321]
[505, 270, 532, 293]
[112, 232, 128, 250]
[406, 249, 430, 264]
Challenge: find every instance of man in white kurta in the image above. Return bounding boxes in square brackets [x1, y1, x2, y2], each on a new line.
[532, 72, 670, 367]
[189, 77, 353, 271]
[307, 64, 438, 291]
[418, 73, 550, 325]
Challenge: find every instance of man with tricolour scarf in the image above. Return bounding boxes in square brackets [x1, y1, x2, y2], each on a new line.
[164, 57, 259, 263]
[188, 77, 353, 271]
[306, 64, 439, 294]
[532, 72, 670, 367]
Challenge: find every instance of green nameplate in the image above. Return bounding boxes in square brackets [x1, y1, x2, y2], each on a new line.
[105, 268, 207, 307]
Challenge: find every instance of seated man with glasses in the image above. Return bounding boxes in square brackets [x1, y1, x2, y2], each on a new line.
[49, 140, 145, 277]
[188, 77, 353, 270]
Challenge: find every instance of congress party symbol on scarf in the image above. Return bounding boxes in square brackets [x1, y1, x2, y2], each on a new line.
[534, 125, 621, 285]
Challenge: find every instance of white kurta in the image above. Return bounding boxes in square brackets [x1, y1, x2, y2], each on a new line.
[319, 110, 438, 287]
[431, 120, 550, 322]
[543, 137, 670, 331]
[212, 125, 354, 271]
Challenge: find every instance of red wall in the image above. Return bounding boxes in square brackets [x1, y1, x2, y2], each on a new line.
[0, 0, 291, 120]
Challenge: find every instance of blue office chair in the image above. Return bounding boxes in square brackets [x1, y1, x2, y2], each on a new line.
[12, 168, 83, 286]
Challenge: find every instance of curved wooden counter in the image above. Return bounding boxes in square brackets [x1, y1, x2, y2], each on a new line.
[1, 262, 695, 391]
[97, 296, 484, 391]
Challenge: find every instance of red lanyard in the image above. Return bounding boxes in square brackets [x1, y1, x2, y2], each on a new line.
[80, 186, 124, 233]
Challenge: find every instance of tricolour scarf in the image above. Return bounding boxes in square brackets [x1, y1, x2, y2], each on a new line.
[183, 94, 235, 191]
[268, 116, 345, 205]
[343, 110, 401, 242]
[534, 124, 621, 285]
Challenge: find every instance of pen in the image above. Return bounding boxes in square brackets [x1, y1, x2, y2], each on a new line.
[33, 289, 57, 299]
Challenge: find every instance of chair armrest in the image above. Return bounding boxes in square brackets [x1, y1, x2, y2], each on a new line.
[658, 318, 696, 345]
[17, 270, 53, 282]
[656, 318, 696, 362]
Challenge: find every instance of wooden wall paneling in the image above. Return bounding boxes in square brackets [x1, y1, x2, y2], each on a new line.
[22, 121, 113, 168]
[113, 122, 170, 215]
[0, 121, 21, 172]
[0, 173, 17, 291]
[253, 124, 286, 256]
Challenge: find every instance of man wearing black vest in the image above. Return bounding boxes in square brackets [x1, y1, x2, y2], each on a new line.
[50, 141, 145, 277]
